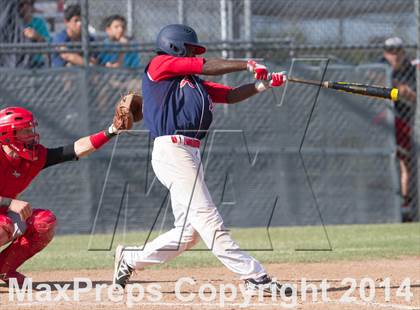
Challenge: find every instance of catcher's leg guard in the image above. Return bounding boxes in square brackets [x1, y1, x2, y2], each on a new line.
[0, 214, 14, 246]
[0, 209, 56, 275]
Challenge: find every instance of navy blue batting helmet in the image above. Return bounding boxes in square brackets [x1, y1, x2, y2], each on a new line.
[156, 24, 206, 57]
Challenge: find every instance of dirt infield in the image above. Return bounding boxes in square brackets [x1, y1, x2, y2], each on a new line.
[1, 257, 419, 310]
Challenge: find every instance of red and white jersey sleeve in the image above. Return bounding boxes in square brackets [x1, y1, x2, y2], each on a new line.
[202, 80, 233, 103]
[147, 55, 205, 81]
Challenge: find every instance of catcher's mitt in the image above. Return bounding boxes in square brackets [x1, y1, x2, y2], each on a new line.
[113, 93, 143, 131]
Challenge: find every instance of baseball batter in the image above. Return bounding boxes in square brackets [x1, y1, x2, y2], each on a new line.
[113, 24, 287, 293]
[0, 106, 120, 286]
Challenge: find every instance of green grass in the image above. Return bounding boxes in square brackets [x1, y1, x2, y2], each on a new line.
[19, 223, 420, 272]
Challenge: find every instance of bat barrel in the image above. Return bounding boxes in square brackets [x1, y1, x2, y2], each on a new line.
[329, 82, 399, 101]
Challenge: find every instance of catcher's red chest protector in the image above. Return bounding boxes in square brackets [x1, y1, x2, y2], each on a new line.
[0, 145, 47, 199]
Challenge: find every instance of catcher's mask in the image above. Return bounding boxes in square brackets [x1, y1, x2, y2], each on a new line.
[0, 106, 40, 161]
[156, 24, 206, 57]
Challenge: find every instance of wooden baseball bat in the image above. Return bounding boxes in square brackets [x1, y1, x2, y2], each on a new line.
[288, 77, 399, 101]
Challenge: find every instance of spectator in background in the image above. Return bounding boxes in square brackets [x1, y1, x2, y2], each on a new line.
[0, 0, 29, 68]
[412, 58, 420, 69]
[18, 0, 51, 68]
[382, 37, 417, 221]
[97, 15, 140, 69]
[51, 4, 96, 67]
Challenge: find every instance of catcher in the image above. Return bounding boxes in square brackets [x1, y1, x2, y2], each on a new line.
[0, 96, 141, 286]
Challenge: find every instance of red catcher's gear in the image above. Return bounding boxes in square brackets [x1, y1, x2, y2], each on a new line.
[0, 209, 56, 276]
[0, 213, 14, 242]
[0, 107, 40, 161]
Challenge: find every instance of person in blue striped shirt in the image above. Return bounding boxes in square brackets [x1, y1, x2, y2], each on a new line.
[97, 15, 141, 69]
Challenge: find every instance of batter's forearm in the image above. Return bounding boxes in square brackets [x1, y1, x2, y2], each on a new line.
[202, 59, 247, 76]
[226, 72, 287, 103]
[226, 83, 259, 104]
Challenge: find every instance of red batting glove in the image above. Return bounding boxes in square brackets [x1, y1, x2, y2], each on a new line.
[270, 71, 287, 87]
[255, 71, 287, 92]
[247, 59, 269, 80]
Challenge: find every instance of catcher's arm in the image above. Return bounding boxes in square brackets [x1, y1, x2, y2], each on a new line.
[76, 93, 143, 157]
[74, 125, 118, 158]
[43, 126, 118, 169]
[43, 94, 143, 168]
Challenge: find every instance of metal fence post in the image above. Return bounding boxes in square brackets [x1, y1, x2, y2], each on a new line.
[81, 0, 90, 67]
[127, 0, 134, 38]
[80, 0, 94, 221]
[178, 0, 185, 24]
[220, 0, 228, 58]
[244, 0, 252, 59]
[415, 0, 420, 220]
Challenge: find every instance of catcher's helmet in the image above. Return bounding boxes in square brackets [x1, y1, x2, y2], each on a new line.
[0, 107, 40, 161]
[156, 24, 206, 57]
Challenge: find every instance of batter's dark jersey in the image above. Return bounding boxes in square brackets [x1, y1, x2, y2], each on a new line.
[142, 55, 233, 140]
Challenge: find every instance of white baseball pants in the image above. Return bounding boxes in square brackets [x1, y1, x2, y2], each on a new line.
[124, 135, 266, 280]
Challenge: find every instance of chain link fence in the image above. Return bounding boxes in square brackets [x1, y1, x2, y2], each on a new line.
[1, 0, 417, 65]
[0, 0, 418, 234]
